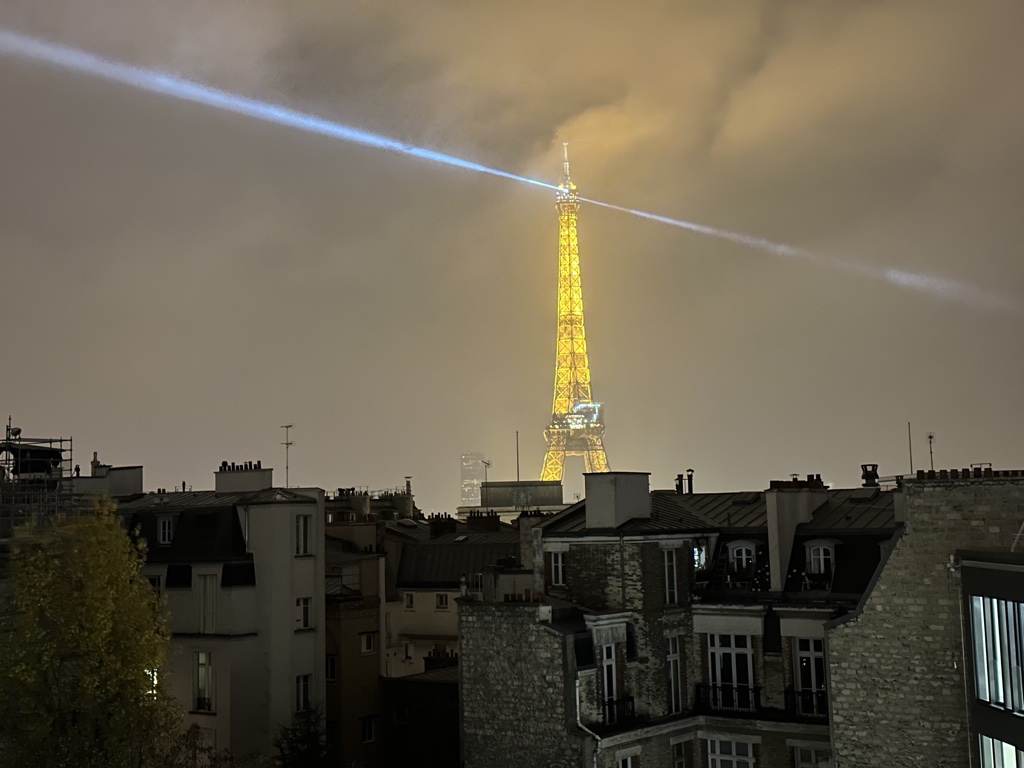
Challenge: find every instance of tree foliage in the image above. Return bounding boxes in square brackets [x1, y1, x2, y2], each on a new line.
[273, 707, 327, 768]
[0, 500, 184, 768]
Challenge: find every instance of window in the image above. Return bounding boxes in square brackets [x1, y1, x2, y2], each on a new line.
[672, 742, 686, 768]
[295, 597, 312, 629]
[979, 735, 1024, 768]
[158, 516, 174, 545]
[794, 747, 831, 768]
[194, 652, 214, 712]
[360, 715, 375, 743]
[552, 552, 566, 586]
[601, 644, 617, 724]
[325, 654, 336, 682]
[668, 635, 683, 714]
[295, 514, 311, 556]
[405, 592, 415, 609]
[146, 668, 159, 697]
[729, 544, 755, 571]
[807, 544, 834, 575]
[708, 635, 754, 712]
[436, 593, 449, 610]
[619, 757, 633, 768]
[794, 638, 827, 717]
[971, 595, 1024, 714]
[664, 549, 678, 605]
[295, 674, 311, 712]
[693, 541, 708, 570]
[707, 739, 754, 768]
[199, 574, 216, 634]
[147, 575, 162, 592]
[360, 631, 377, 654]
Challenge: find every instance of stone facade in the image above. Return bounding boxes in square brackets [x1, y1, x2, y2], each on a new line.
[828, 474, 1024, 768]
[459, 601, 584, 768]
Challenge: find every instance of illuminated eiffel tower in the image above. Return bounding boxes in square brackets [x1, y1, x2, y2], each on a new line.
[540, 145, 610, 482]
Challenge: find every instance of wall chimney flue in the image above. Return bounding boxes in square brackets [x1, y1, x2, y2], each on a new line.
[686, 468, 694, 494]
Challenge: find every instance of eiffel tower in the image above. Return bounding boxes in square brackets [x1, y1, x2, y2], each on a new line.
[540, 145, 610, 482]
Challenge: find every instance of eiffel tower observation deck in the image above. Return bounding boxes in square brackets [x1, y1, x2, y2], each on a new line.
[540, 145, 610, 482]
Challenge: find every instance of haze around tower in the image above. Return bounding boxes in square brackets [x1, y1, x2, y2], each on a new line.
[1, 0, 1022, 509]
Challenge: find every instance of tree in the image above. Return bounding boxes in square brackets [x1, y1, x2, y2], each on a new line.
[0, 500, 185, 768]
[273, 707, 327, 768]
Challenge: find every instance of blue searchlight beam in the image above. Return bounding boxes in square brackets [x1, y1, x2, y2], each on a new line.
[0, 28, 1018, 315]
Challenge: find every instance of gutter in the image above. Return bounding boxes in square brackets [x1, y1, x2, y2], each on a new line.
[576, 676, 601, 768]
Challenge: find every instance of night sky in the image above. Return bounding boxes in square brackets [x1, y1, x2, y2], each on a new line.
[2, 1, 1022, 511]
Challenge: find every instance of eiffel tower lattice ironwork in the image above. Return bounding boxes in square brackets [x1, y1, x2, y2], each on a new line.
[540, 145, 610, 482]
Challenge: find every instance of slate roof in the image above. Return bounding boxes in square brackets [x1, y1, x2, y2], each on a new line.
[540, 488, 896, 536]
[396, 536, 519, 588]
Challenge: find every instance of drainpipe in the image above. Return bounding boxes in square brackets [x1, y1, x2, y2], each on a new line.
[618, 532, 626, 608]
[576, 676, 601, 768]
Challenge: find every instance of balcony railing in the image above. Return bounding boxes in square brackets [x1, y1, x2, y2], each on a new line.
[601, 696, 636, 726]
[785, 688, 829, 721]
[695, 683, 761, 715]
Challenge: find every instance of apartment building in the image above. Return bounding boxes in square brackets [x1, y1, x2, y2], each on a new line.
[460, 469, 901, 768]
[119, 461, 326, 756]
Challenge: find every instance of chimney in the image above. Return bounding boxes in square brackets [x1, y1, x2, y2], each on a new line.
[428, 514, 458, 538]
[861, 464, 880, 488]
[686, 468, 695, 494]
[215, 460, 273, 493]
[584, 472, 651, 529]
[466, 510, 501, 532]
[766, 474, 828, 591]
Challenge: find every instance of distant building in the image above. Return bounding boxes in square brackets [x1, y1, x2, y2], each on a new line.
[119, 461, 326, 757]
[461, 452, 486, 507]
[457, 479, 567, 524]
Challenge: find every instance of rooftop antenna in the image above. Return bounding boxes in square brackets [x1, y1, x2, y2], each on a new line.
[515, 430, 520, 482]
[907, 422, 914, 473]
[481, 459, 491, 486]
[281, 424, 294, 488]
[927, 432, 935, 471]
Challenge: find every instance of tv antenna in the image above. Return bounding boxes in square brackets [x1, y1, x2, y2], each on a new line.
[927, 432, 935, 471]
[281, 424, 294, 488]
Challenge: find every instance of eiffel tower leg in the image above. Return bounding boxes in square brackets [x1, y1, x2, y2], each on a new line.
[541, 432, 567, 482]
[583, 437, 610, 474]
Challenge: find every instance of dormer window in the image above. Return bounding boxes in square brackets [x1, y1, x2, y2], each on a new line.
[157, 516, 174, 546]
[805, 540, 837, 575]
[727, 540, 757, 572]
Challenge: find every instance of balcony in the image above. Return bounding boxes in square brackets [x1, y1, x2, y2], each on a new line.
[601, 696, 636, 727]
[785, 688, 829, 722]
[695, 683, 762, 716]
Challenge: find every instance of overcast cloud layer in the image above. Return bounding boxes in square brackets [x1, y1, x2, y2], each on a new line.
[2, 1, 1022, 509]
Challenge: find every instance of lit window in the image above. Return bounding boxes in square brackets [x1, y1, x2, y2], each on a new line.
[663, 549, 678, 605]
[436, 593, 449, 610]
[970, 595, 1024, 714]
[295, 515, 311, 556]
[158, 516, 174, 545]
[360, 715, 375, 743]
[360, 632, 377, 654]
[551, 551, 565, 586]
[194, 652, 214, 712]
[295, 597, 312, 630]
[146, 668, 159, 697]
[707, 738, 754, 768]
[325, 654, 336, 682]
[693, 541, 708, 570]
[295, 674, 311, 712]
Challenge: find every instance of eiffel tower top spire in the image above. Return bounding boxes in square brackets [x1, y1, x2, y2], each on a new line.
[557, 142, 578, 204]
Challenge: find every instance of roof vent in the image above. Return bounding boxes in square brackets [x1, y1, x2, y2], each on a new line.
[861, 464, 880, 488]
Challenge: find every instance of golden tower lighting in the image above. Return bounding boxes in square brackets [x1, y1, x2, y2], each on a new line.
[540, 144, 610, 482]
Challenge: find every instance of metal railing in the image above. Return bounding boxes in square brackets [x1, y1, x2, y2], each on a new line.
[695, 683, 761, 714]
[785, 688, 829, 720]
[601, 696, 636, 726]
